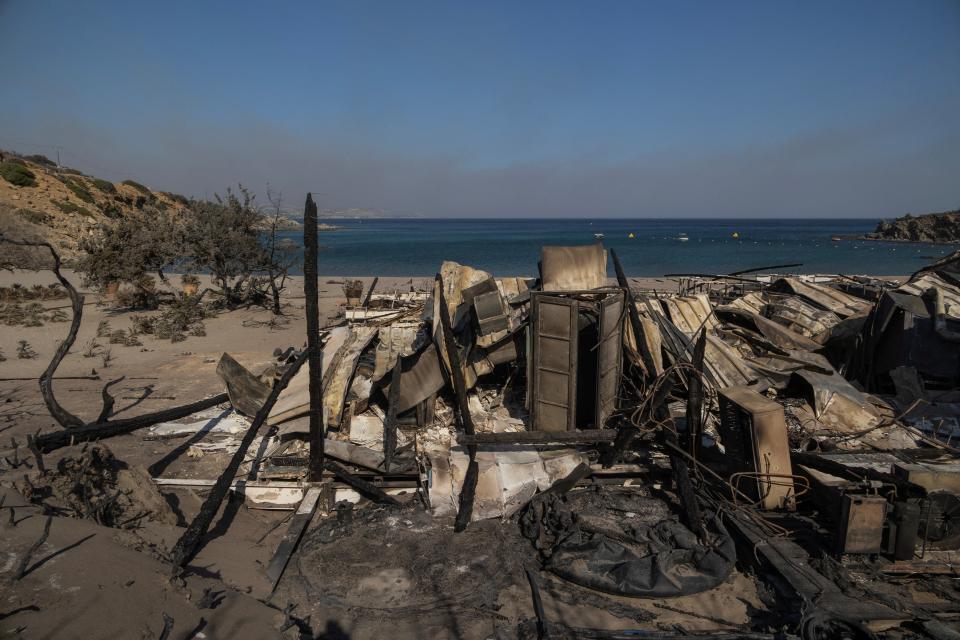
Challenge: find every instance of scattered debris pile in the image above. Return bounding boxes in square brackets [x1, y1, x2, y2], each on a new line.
[189, 242, 960, 636]
[21, 443, 176, 528]
[9, 226, 960, 638]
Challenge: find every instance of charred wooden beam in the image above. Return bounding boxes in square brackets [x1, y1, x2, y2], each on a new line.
[459, 429, 618, 445]
[303, 193, 325, 482]
[436, 274, 479, 532]
[525, 569, 548, 639]
[323, 460, 400, 505]
[32, 393, 229, 453]
[264, 485, 324, 591]
[685, 328, 707, 457]
[383, 361, 401, 472]
[169, 350, 309, 573]
[610, 248, 658, 378]
[362, 276, 379, 307]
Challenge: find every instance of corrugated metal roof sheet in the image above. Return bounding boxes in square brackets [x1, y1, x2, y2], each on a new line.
[661, 294, 719, 337]
[776, 278, 872, 318]
[898, 272, 960, 320]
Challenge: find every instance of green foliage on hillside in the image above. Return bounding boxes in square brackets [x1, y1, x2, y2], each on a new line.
[122, 179, 151, 195]
[54, 199, 93, 217]
[91, 178, 116, 193]
[61, 176, 95, 203]
[16, 208, 51, 225]
[24, 154, 56, 167]
[0, 162, 37, 187]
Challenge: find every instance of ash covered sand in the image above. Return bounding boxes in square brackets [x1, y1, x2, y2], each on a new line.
[0, 268, 906, 639]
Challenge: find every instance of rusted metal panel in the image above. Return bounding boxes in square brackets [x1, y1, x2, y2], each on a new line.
[473, 289, 510, 335]
[840, 494, 887, 554]
[718, 386, 795, 510]
[596, 291, 624, 427]
[531, 293, 578, 431]
[540, 244, 607, 291]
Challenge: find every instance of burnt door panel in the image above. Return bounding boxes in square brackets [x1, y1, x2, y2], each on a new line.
[595, 291, 624, 427]
[532, 294, 578, 431]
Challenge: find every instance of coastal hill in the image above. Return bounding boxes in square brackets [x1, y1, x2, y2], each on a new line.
[0, 150, 192, 260]
[0, 150, 310, 261]
[865, 209, 960, 244]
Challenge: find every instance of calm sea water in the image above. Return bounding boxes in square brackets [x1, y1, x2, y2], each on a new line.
[283, 218, 953, 277]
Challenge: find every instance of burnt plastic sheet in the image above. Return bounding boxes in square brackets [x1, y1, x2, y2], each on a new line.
[522, 490, 735, 598]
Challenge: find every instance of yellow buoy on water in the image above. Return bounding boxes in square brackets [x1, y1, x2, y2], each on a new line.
[628, 232, 635, 239]
[731, 231, 740, 239]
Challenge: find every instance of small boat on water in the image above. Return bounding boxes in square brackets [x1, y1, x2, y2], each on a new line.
[677, 233, 689, 242]
[594, 233, 604, 239]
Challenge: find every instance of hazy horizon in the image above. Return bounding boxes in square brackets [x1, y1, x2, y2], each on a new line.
[1, 1, 958, 218]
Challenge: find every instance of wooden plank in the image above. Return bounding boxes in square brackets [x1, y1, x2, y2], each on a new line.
[265, 485, 323, 591]
[169, 350, 310, 572]
[436, 274, 479, 532]
[458, 429, 618, 445]
[383, 360, 401, 472]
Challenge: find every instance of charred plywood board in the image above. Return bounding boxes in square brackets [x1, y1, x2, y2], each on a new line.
[216, 353, 272, 417]
[540, 244, 607, 291]
[530, 294, 578, 432]
[396, 343, 446, 413]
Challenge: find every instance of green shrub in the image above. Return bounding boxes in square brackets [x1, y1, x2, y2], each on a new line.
[122, 179, 151, 195]
[16, 208, 50, 225]
[62, 177, 95, 203]
[91, 178, 116, 194]
[102, 202, 122, 219]
[25, 154, 56, 167]
[54, 199, 93, 217]
[0, 162, 37, 187]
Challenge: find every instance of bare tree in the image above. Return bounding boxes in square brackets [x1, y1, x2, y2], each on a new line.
[264, 187, 300, 315]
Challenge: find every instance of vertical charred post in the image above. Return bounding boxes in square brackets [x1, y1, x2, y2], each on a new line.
[303, 193, 325, 482]
[436, 274, 479, 531]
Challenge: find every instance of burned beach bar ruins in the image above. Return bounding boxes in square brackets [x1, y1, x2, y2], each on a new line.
[8, 195, 960, 639]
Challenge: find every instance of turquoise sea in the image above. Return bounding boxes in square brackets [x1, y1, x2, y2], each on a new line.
[283, 218, 954, 277]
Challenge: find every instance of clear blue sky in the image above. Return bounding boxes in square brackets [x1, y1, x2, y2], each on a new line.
[1, 0, 958, 217]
